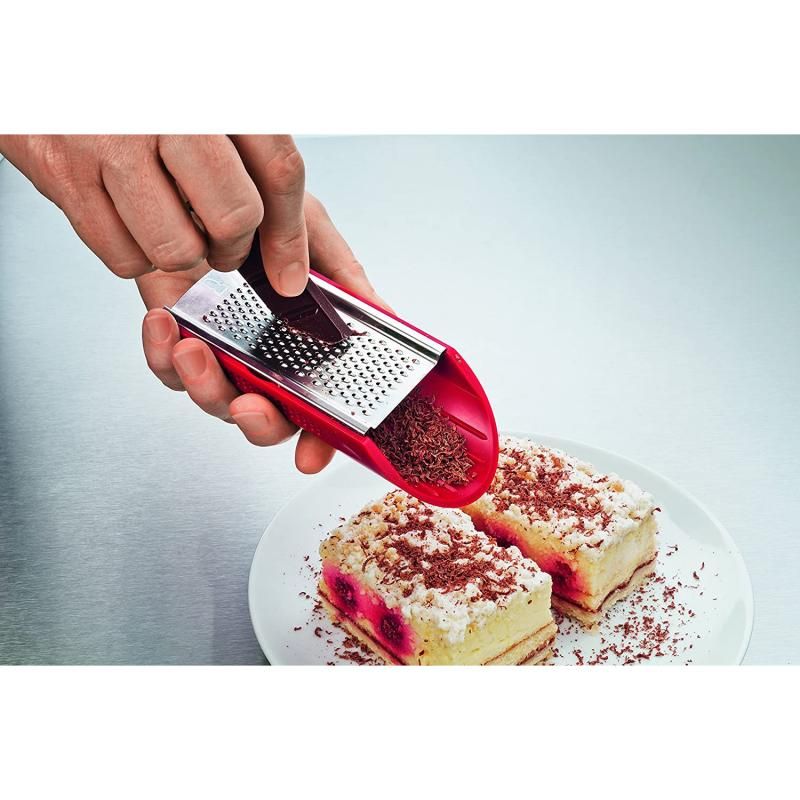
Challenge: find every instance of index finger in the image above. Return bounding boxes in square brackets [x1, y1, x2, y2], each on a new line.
[158, 135, 264, 272]
[231, 135, 308, 298]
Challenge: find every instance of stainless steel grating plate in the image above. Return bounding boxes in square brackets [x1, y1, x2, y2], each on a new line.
[167, 270, 444, 435]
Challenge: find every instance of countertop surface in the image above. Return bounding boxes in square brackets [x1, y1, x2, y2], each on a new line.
[1, 136, 798, 664]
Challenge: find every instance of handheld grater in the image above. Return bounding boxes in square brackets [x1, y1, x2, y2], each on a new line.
[167, 243, 498, 507]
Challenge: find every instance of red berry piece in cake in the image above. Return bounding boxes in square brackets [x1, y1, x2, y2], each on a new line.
[377, 609, 414, 656]
[334, 575, 358, 611]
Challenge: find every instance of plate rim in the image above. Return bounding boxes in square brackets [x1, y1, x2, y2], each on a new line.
[249, 431, 755, 665]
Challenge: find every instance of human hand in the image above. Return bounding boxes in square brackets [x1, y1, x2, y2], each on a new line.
[137, 193, 388, 474]
[0, 134, 311, 296]
[0, 134, 388, 473]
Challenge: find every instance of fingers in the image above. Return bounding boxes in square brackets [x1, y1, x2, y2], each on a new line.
[295, 430, 336, 474]
[142, 297, 336, 472]
[64, 182, 156, 278]
[158, 136, 264, 272]
[304, 193, 392, 311]
[1, 136, 155, 278]
[231, 135, 308, 297]
[229, 394, 297, 446]
[142, 309, 184, 390]
[141, 293, 243, 421]
[101, 141, 207, 273]
[229, 394, 334, 473]
[135, 262, 210, 311]
[171, 338, 240, 421]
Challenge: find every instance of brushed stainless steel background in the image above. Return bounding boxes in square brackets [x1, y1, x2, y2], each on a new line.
[2, 136, 799, 664]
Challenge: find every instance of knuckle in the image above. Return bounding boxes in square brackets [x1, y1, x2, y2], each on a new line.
[266, 225, 305, 255]
[347, 258, 368, 279]
[210, 198, 264, 245]
[195, 395, 231, 421]
[303, 192, 326, 221]
[333, 257, 368, 283]
[145, 358, 184, 391]
[107, 257, 152, 279]
[206, 257, 246, 272]
[99, 137, 160, 195]
[103, 134, 156, 165]
[157, 133, 184, 154]
[160, 133, 224, 163]
[159, 375, 185, 392]
[64, 199, 95, 238]
[264, 145, 305, 194]
[30, 137, 82, 205]
[99, 136, 145, 177]
[33, 136, 72, 184]
[150, 237, 206, 271]
[143, 352, 162, 376]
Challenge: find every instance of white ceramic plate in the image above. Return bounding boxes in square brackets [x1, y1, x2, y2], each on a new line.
[249, 434, 753, 665]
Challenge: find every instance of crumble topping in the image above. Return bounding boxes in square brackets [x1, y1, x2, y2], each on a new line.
[320, 491, 550, 643]
[487, 436, 657, 551]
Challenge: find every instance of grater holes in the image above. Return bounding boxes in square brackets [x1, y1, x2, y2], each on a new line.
[203, 285, 425, 419]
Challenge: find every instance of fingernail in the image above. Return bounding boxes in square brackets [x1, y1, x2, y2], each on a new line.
[232, 412, 271, 436]
[276, 262, 308, 296]
[144, 313, 172, 344]
[173, 346, 206, 379]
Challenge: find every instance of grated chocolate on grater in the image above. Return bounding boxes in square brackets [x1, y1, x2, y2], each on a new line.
[371, 393, 473, 487]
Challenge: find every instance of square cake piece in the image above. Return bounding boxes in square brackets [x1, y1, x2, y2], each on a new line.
[462, 436, 658, 626]
[318, 491, 556, 665]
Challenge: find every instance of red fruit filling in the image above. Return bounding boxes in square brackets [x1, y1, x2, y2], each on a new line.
[379, 612, 406, 647]
[322, 561, 415, 658]
[537, 555, 580, 597]
[469, 517, 584, 599]
[334, 575, 358, 610]
[323, 563, 364, 616]
[472, 516, 522, 550]
[365, 602, 414, 658]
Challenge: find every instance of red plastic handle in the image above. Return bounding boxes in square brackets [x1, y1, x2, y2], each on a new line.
[176, 272, 499, 507]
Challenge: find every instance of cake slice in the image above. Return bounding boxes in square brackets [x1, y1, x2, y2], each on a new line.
[318, 491, 556, 665]
[462, 436, 658, 626]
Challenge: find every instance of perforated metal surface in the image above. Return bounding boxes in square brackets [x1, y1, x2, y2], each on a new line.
[168, 270, 444, 434]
